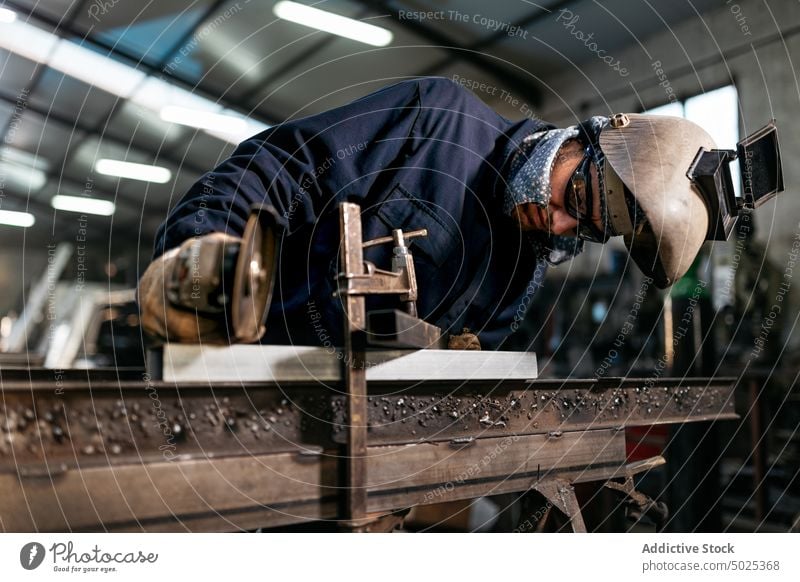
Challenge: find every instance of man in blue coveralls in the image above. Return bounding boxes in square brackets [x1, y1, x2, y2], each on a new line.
[138, 77, 715, 349]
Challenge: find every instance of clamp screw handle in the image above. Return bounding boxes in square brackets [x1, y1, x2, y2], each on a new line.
[362, 228, 428, 249]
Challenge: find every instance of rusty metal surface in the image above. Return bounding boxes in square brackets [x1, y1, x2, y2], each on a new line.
[338, 375, 738, 445]
[0, 371, 737, 470]
[533, 479, 587, 533]
[338, 202, 369, 523]
[0, 381, 333, 470]
[366, 309, 445, 349]
[0, 428, 627, 532]
[0, 366, 738, 532]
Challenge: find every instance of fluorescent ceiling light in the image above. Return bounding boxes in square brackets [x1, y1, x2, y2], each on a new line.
[0, 7, 17, 23]
[0, 163, 47, 191]
[49, 40, 145, 98]
[0, 16, 57, 62]
[273, 1, 393, 47]
[52, 195, 116, 216]
[0, 18, 269, 146]
[0, 210, 35, 228]
[131, 77, 218, 112]
[1, 147, 50, 171]
[218, 109, 270, 140]
[0, 19, 143, 97]
[0, 147, 49, 192]
[95, 159, 172, 183]
[133, 78, 268, 142]
[160, 105, 249, 134]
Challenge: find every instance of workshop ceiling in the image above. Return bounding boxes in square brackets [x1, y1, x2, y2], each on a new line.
[0, 0, 722, 249]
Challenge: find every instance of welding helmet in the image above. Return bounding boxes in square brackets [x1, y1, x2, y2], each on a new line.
[579, 113, 716, 288]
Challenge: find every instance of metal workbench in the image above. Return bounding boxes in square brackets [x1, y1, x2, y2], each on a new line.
[0, 363, 737, 532]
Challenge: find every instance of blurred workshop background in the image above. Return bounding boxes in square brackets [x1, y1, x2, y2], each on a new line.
[0, 0, 798, 532]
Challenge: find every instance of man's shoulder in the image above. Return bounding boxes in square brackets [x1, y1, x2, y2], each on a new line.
[360, 77, 467, 110]
[414, 76, 472, 104]
[414, 76, 462, 92]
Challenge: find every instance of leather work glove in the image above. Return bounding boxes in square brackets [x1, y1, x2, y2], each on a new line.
[137, 233, 242, 344]
[448, 328, 481, 350]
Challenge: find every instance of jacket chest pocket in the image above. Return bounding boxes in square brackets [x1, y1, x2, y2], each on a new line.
[368, 184, 461, 270]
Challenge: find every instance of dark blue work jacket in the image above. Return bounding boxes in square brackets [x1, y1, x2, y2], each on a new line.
[154, 78, 552, 349]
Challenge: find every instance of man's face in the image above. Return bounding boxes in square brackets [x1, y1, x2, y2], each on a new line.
[512, 140, 604, 237]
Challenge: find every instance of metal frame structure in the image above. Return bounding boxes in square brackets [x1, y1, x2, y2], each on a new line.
[0, 368, 737, 532]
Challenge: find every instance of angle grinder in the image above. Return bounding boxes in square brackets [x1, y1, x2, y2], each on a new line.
[165, 204, 279, 343]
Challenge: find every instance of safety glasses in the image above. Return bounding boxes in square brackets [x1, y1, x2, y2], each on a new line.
[565, 150, 610, 243]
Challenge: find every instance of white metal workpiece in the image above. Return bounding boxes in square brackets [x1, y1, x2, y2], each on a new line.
[160, 344, 538, 383]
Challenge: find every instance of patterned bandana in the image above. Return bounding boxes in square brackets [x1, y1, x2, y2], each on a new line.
[504, 116, 611, 264]
[504, 127, 579, 215]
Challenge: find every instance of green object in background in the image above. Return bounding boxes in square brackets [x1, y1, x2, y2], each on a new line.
[670, 254, 710, 300]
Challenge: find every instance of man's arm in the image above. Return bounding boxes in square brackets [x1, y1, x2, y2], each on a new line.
[141, 80, 428, 342]
[153, 79, 429, 257]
